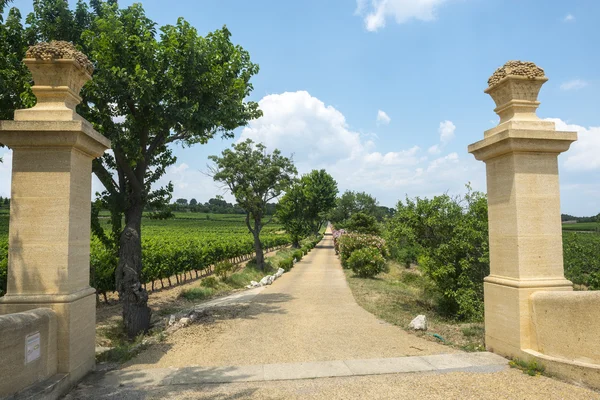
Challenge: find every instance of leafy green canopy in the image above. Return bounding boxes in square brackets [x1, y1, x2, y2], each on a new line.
[276, 169, 338, 245]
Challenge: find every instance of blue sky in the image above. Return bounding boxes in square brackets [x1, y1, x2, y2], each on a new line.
[3, 0, 600, 215]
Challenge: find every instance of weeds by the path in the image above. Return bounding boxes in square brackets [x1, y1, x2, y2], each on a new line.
[344, 261, 485, 351]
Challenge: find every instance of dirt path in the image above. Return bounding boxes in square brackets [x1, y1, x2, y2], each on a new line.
[123, 232, 453, 369]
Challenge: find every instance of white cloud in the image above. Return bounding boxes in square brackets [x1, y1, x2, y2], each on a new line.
[563, 14, 575, 22]
[239, 90, 482, 205]
[428, 144, 441, 155]
[356, 0, 449, 32]
[547, 118, 600, 171]
[376, 110, 391, 125]
[439, 120, 456, 144]
[560, 79, 588, 91]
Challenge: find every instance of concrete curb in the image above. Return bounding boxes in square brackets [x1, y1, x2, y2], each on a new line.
[97, 352, 508, 387]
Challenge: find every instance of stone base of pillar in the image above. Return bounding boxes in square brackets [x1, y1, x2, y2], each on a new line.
[484, 279, 572, 358]
[0, 289, 96, 386]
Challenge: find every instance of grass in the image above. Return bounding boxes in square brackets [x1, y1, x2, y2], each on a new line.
[562, 222, 600, 232]
[180, 287, 215, 301]
[96, 322, 153, 363]
[509, 358, 546, 376]
[344, 261, 485, 351]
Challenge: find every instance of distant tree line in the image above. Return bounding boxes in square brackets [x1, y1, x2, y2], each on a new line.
[561, 214, 600, 223]
[168, 196, 276, 215]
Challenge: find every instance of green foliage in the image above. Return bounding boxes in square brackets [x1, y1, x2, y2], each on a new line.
[214, 261, 235, 280]
[346, 212, 381, 235]
[347, 247, 388, 278]
[563, 232, 600, 289]
[337, 233, 389, 268]
[292, 249, 304, 261]
[276, 182, 311, 247]
[301, 169, 338, 234]
[301, 246, 309, 255]
[328, 191, 392, 228]
[278, 258, 294, 272]
[386, 186, 489, 321]
[509, 358, 546, 376]
[562, 222, 600, 232]
[210, 139, 297, 270]
[180, 287, 214, 301]
[200, 276, 218, 289]
[90, 238, 118, 298]
[461, 325, 485, 338]
[0, 2, 34, 120]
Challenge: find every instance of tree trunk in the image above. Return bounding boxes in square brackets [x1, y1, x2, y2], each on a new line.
[253, 229, 264, 271]
[116, 202, 151, 339]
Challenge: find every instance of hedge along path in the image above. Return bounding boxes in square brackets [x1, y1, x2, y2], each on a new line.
[123, 230, 454, 370]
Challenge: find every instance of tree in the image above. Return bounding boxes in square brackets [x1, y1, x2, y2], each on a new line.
[12, 0, 262, 338]
[301, 169, 338, 234]
[276, 182, 310, 248]
[189, 198, 198, 206]
[346, 212, 380, 235]
[0, 0, 34, 121]
[175, 198, 188, 206]
[329, 190, 380, 228]
[209, 139, 296, 270]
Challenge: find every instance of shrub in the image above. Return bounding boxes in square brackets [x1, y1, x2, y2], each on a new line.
[386, 186, 489, 321]
[347, 247, 388, 278]
[292, 249, 303, 261]
[181, 287, 214, 301]
[201, 276, 219, 288]
[301, 246, 309, 255]
[214, 261, 235, 279]
[338, 233, 389, 268]
[279, 257, 294, 272]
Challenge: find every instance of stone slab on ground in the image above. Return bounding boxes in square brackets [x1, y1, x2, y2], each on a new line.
[93, 352, 508, 387]
[64, 368, 600, 400]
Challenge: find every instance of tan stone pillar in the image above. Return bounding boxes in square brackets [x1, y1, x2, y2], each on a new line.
[468, 61, 577, 358]
[0, 42, 110, 384]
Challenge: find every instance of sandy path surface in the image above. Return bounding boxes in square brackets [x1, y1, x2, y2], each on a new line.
[124, 232, 453, 369]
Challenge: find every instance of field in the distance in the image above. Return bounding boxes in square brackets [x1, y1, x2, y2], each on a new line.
[562, 222, 599, 232]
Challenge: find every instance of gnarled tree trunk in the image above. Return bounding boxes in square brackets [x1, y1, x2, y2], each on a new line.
[116, 201, 151, 338]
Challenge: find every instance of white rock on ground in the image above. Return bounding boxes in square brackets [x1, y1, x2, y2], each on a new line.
[409, 315, 427, 331]
[168, 314, 176, 327]
[267, 275, 275, 285]
[259, 276, 271, 286]
[179, 317, 191, 327]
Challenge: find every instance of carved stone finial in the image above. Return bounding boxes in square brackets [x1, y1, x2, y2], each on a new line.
[485, 61, 548, 124]
[16, 41, 94, 122]
[487, 61, 545, 88]
[26, 41, 94, 74]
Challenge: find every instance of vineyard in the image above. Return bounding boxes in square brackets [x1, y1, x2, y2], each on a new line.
[0, 212, 291, 299]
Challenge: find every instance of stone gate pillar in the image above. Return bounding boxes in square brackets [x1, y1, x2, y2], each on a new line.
[468, 61, 577, 358]
[0, 42, 110, 384]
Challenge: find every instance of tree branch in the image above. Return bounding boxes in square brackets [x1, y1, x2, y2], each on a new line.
[114, 147, 143, 195]
[92, 159, 119, 196]
[245, 213, 255, 235]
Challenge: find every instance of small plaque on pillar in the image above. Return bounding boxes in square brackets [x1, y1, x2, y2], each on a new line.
[25, 332, 41, 364]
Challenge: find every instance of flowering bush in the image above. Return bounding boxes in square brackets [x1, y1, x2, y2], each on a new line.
[347, 247, 388, 278]
[333, 229, 347, 254]
[338, 233, 389, 268]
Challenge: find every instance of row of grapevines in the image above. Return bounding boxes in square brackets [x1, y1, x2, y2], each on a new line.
[1, 214, 291, 298]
